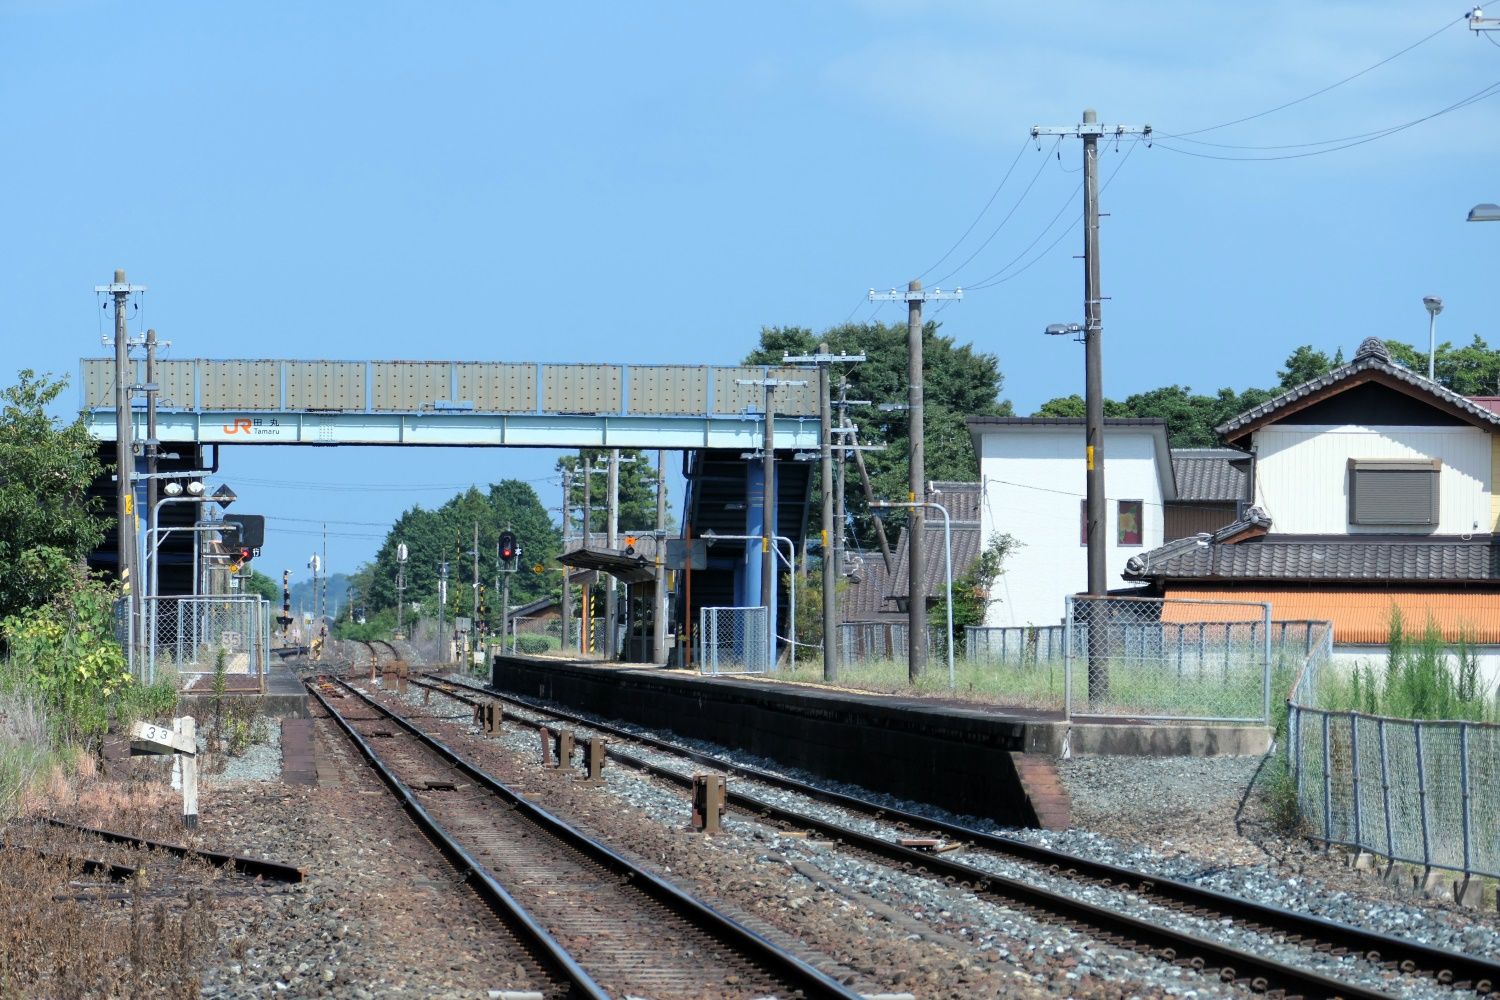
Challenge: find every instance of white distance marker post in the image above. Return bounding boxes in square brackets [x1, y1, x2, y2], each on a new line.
[130, 717, 199, 829]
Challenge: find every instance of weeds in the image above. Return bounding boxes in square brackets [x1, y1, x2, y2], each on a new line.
[1319, 608, 1500, 723]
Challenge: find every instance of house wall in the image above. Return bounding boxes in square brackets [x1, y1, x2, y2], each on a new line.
[1253, 424, 1492, 534]
[977, 427, 1164, 627]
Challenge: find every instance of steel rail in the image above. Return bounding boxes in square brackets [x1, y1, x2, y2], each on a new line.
[307, 680, 603, 999]
[39, 818, 304, 883]
[325, 677, 862, 1000]
[426, 673, 1498, 996]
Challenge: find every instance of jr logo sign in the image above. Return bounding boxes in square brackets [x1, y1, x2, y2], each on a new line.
[218, 417, 286, 438]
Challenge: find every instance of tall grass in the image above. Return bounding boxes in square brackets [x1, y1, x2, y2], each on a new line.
[1319, 608, 1500, 723]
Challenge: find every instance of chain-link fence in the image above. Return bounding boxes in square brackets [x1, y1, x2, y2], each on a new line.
[1065, 596, 1273, 723]
[143, 595, 271, 689]
[698, 606, 770, 675]
[836, 621, 936, 666]
[1287, 624, 1500, 881]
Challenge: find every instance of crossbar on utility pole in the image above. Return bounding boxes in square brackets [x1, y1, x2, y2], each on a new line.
[1034, 109, 1150, 702]
[783, 348, 865, 682]
[867, 281, 961, 681]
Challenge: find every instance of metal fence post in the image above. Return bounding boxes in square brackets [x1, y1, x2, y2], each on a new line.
[1063, 595, 1073, 722]
[1459, 722, 1472, 876]
[1261, 603, 1272, 724]
[1321, 711, 1333, 846]
[1377, 717, 1394, 862]
[1349, 712, 1362, 850]
[1413, 721, 1432, 871]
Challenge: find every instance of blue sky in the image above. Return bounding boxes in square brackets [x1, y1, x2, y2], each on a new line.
[4, 2, 1497, 580]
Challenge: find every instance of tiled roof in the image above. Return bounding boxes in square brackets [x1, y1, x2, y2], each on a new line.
[839, 483, 986, 621]
[1126, 535, 1500, 584]
[839, 548, 900, 621]
[1166, 587, 1500, 644]
[1170, 449, 1248, 503]
[927, 481, 982, 523]
[1216, 337, 1500, 441]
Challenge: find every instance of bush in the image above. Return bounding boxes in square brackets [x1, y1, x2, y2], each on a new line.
[515, 634, 551, 654]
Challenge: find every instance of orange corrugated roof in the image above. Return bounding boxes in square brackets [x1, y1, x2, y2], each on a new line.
[1165, 588, 1500, 644]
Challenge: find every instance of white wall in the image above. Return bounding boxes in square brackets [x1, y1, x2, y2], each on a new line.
[977, 427, 1165, 627]
[1254, 425, 1491, 535]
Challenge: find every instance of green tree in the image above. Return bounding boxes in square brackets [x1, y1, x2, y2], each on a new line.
[743, 321, 1010, 540]
[555, 449, 668, 536]
[0, 372, 106, 619]
[930, 532, 1019, 653]
[242, 569, 280, 604]
[1385, 335, 1500, 396]
[1277, 345, 1341, 388]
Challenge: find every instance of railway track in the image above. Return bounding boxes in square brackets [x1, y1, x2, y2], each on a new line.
[308, 675, 862, 1000]
[413, 672, 1499, 1000]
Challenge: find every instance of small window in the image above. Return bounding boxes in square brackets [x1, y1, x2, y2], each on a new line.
[1348, 459, 1440, 527]
[1117, 500, 1144, 546]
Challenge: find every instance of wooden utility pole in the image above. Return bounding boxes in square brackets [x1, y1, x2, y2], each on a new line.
[867, 281, 961, 681]
[653, 449, 668, 664]
[1032, 109, 1150, 701]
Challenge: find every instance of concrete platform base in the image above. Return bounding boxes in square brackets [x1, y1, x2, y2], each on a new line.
[178, 660, 309, 719]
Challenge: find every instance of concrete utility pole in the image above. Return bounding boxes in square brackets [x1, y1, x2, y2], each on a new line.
[735, 375, 809, 669]
[1033, 109, 1150, 701]
[581, 453, 592, 653]
[472, 520, 480, 640]
[868, 280, 961, 681]
[783, 345, 865, 682]
[653, 449, 668, 664]
[605, 449, 620, 659]
[99, 270, 146, 650]
[144, 328, 159, 595]
[559, 470, 572, 652]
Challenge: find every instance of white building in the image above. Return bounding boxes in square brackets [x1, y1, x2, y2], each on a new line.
[965, 417, 1176, 627]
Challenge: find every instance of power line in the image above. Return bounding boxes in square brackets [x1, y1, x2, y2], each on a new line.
[967, 138, 1141, 291]
[1153, 79, 1500, 161]
[933, 137, 1061, 286]
[1163, 13, 1467, 139]
[915, 136, 1031, 282]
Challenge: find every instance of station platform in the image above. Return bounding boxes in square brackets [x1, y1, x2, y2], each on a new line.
[179, 657, 309, 719]
[489, 654, 1270, 830]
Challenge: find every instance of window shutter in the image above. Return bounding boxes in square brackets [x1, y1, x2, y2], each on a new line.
[1347, 459, 1440, 526]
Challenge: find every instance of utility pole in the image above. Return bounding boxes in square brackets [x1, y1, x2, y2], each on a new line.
[783, 347, 864, 682]
[144, 328, 160, 598]
[1033, 109, 1150, 701]
[605, 449, 619, 659]
[735, 375, 808, 670]
[653, 449, 668, 665]
[868, 280, 962, 681]
[437, 559, 449, 662]
[396, 543, 408, 637]
[560, 470, 572, 652]
[322, 524, 329, 626]
[581, 453, 592, 654]
[99, 270, 145, 653]
[472, 520, 480, 640]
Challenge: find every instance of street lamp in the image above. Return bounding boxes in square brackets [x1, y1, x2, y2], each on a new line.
[1423, 296, 1443, 381]
[871, 499, 954, 689]
[1468, 203, 1500, 222]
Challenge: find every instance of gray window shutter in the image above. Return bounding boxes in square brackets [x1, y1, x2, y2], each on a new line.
[1347, 459, 1440, 526]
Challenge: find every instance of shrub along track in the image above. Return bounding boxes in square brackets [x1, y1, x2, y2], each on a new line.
[415, 672, 1499, 1000]
[308, 675, 861, 1000]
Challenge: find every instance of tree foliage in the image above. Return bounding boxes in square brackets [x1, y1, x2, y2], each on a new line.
[1384, 335, 1500, 396]
[554, 449, 668, 536]
[931, 532, 1019, 652]
[355, 481, 561, 633]
[744, 320, 1010, 539]
[0, 372, 106, 619]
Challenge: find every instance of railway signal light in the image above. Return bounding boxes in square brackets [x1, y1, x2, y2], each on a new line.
[499, 531, 517, 565]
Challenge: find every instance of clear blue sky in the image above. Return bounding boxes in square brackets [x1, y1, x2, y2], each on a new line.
[5, 2, 1497, 581]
